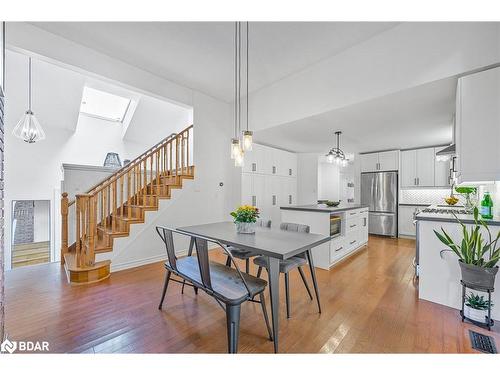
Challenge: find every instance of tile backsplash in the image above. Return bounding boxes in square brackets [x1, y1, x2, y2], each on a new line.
[400, 188, 453, 205]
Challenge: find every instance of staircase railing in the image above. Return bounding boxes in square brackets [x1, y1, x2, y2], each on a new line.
[60, 124, 194, 267]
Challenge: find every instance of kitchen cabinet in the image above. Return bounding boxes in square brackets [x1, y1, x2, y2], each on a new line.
[456, 67, 500, 183]
[434, 148, 451, 187]
[360, 150, 399, 173]
[243, 143, 297, 177]
[400, 147, 435, 187]
[398, 205, 420, 237]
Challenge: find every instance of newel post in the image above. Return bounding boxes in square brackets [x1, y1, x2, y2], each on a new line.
[61, 192, 69, 265]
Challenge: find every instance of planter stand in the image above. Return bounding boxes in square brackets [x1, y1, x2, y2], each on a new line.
[460, 280, 494, 331]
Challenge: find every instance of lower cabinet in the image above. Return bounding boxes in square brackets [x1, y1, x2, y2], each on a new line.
[398, 205, 420, 237]
[327, 209, 369, 268]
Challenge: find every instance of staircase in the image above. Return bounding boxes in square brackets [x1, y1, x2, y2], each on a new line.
[60, 125, 194, 284]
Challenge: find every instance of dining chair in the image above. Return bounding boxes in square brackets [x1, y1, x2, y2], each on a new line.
[253, 222, 318, 319]
[225, 218, 272, 274]
[156, 226, 273, 353]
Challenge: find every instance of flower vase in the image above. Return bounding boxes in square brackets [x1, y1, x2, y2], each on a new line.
[235, 222, 256, 234]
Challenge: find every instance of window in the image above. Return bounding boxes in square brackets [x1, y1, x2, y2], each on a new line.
[80, 86, 131, 123]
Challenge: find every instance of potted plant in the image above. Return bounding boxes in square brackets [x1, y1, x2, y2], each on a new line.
[434, 207, 500, 289]
[230, 205, 260, 234]
[455, 186, 477, 213]
[464, 292, 493, 323]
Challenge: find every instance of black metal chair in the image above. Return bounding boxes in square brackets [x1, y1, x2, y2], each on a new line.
[156, 226, 273, 353]
[225, 218, 272, 274]
[253, 222, 319, 319]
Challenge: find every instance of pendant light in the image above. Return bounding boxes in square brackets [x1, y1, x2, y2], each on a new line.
[242, 22, 253, 151]
[231, 22, 243, 165]
[326, 131, 348, 166]
[13, 57, 46, 143]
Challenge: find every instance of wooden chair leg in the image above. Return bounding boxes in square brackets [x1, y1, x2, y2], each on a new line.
[158, 270, 171, 310]
[297, 266, 313, 300]
[245, 259, 250, 274]
[225, 304, 242, 353]
[284, 272, 291, 319]
[259, 292, 273, 341]
[257, 266, 263, 278]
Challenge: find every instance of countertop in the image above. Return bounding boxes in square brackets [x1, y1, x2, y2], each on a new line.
[280, 204, 369, 213]
[415, 205, 500, 226]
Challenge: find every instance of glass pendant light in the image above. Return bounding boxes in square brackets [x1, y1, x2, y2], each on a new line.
[13, 57, 46, 143]
[326, 152, 334, 163]
[242, 22, 253, 152]
[231, 138, 241, 159]
[234, 147, 244, 167]
[325, 131, 347, 167]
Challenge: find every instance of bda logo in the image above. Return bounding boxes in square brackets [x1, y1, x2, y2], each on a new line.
[1, 338, 17, 354]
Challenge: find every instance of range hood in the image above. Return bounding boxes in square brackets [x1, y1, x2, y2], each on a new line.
[436, 114, 456, 157]
[436, 143, 455, 156]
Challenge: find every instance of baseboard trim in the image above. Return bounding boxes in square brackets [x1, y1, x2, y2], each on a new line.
[110, 244, 219, 273]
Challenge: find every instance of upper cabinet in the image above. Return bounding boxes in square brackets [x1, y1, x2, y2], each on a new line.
[360, 150, 399, 173]
[456, 67, 500, 183]
[401, 147, 449, 188]
[243, 143, 297, 177]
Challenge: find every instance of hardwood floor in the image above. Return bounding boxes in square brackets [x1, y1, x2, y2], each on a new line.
[5, 235, 499, 353]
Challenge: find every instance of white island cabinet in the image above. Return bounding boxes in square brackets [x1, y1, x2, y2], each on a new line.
[417, 210, 500, 320]
[281, 204, 369, 270]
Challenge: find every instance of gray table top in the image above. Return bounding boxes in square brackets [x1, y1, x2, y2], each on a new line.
[177, 221, 331, 260]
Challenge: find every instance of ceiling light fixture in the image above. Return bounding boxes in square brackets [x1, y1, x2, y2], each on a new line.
[231, 22, 251, 167]
[326, 131, 348, 166]
[13, 57, 46, 143]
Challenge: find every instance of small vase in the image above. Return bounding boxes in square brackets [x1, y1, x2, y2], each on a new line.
[235, 221, 256, 234]
[464, 305, 488, 323]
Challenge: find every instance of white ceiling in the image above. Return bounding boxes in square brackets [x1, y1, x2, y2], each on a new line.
[30, 22, 398, 102]
[254, 77, 457, 154]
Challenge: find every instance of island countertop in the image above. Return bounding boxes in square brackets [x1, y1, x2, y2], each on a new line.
[415, 205, 500, 226]
[280, 204, 369, 213]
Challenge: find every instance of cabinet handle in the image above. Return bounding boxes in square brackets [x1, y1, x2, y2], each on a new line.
[363, 218, 367, 226]
[272, 195, 276, 205]
[335, 246, 343, 252]
[289, 195, 292, 204]
[272, 166, 276, 174]
[289, 168, 292, 176]
[252, 196, 256, 206]
[349, 212, 356, 216]
[350, 224, 357, 228]
[414, 178, 417, 185]
[252, 163, 257, 172]
[350, 240, 356, 245]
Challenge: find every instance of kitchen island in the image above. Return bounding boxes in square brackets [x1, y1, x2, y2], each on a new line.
[281, 204, 369, 270]
[416, 206, 500, 320]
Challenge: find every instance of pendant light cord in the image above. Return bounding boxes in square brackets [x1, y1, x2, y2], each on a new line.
[234, 22, 238, 139]
[238, 22, 241, 136]
[246, 22, 249, 131]
[28, 57, 32, 112]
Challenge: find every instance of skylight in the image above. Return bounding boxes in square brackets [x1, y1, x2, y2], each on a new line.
[80, 86, 131, 123]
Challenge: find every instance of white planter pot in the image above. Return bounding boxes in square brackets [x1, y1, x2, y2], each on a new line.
[235, 222, 256, 234]
[464, 305, 488, 323]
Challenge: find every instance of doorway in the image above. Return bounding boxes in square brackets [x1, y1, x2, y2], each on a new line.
[11, 200, 51, 268]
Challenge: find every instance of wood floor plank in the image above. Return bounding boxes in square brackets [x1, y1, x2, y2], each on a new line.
[5, 235, 499, 353]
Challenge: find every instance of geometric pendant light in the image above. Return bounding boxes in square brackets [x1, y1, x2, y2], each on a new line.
[12, 57, 46, 143]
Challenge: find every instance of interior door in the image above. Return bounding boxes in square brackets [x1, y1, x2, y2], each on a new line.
[416, 148, 436, 186]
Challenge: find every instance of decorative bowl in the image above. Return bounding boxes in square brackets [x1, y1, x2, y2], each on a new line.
[444, 196, 459, 206]
[325, 200, 341, 207]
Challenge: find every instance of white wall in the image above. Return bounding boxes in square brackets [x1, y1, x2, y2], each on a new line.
[317, 162, 340, 201]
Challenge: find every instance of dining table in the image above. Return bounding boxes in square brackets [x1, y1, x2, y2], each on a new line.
[176, 221, 331, 353]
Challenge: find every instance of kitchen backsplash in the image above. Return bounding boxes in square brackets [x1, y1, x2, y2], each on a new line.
[399, 188, 453, 205]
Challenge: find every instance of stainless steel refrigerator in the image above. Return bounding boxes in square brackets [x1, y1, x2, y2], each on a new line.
[361, 171, 398, 237]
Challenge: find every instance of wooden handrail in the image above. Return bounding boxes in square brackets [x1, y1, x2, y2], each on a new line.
[61, 124, 194, 269]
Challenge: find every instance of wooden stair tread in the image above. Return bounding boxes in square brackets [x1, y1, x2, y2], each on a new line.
[97, 225, 129, 237]
[64, 253, 111, 272]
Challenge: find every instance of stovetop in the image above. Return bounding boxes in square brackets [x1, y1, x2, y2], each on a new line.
[421, 207, 469, 215]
